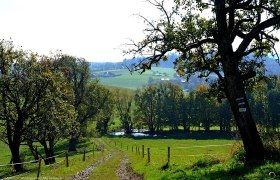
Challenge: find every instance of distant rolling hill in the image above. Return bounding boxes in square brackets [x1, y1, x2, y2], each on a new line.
[89, 55, 280, 90]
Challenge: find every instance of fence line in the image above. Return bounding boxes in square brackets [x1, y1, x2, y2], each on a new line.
[42, 152, 65, 161]
[0, 159, 39, 167]
[0, 151, 67, 168]
[2, 138, 108, 180]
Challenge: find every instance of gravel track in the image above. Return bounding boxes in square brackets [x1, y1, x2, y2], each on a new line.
[116, 155, 144, 180]
[70, 152, 112, 180]
[71, 138, 143, 180]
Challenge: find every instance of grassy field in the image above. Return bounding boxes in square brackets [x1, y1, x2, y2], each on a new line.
[1, 134, 280, 179]
[96, 67, 176, 89]
[0, 138, 108, 179]
[103, 134, 280, 179]
[104, 134, 235, 179]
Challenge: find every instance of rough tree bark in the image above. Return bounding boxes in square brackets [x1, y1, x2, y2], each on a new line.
[222, 56, 264, 164]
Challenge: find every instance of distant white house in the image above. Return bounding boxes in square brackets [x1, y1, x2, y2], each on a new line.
[161, 78, 170, 81]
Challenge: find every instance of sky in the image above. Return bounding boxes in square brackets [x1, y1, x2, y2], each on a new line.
[0, 0, 157, 62]
[1, 0, 280, 62]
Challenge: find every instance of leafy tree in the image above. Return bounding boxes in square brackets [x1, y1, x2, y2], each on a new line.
[194, 84, 217, 132]
[134, 82, 186, 133]
[134, 85, 157, 133]
[268, 89, 280, 130]
[125, 0, 280, 163]
[161, 82, 185, 131]
[0, 40, 55, 171]
[87, 83, 114, 135]
[25, 58, 78, 165]
[115, 90, 134, 134]
[217, 99, 232, 132]
[53, 55, 90, 151]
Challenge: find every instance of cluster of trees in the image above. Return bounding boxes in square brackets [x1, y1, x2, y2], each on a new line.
[248, 76, 280, 130]
[0, 39, 114, 172]
[123, 0, 280, 164]
[121, 79, 279, 135]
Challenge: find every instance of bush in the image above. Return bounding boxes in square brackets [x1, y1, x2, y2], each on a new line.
[260, 130, 280, 161]
[191, 156, 220, 169]
[230, 142, 245, 163]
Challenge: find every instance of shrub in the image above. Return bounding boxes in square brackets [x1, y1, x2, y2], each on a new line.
[230, 142, 245, 163]
[191, 156, 220, 169]
[260, 130, 280, 161]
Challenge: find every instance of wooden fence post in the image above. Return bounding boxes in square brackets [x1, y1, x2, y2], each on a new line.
[142, 145, 144, 158]
[147, 148, 150, 163]
[167, 146, 170, 165]
[65, 151, 69, 167]
[36, 158, 42, 180]
[83, 149, 86, 161]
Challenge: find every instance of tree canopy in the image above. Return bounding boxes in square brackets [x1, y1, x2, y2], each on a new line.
[125, 0, 280, 164]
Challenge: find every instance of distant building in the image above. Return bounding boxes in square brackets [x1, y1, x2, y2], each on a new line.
[102, 71, 119, 77]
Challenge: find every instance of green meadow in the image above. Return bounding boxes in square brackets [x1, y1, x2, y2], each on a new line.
[1, 134, 280, 179]
[96, 67, 176, 89]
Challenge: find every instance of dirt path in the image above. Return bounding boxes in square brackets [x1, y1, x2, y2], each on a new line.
[116, 155, 144, 180]
[70, 152, 112, 180]
[71, 138, 143, 180]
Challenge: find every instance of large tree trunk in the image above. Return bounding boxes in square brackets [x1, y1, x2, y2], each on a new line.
[41, 141, 51, 165]
[223, 60, 264, 165]
[9, 142, 23, 172]
[7, 118, 23, 172]
[49, 139, 56, 164]
[68, 137, 77, 151]
[27, 141, 39, 161]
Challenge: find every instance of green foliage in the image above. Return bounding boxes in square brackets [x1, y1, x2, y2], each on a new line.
[114, 89, 134, 133]
[259, 131, 280, 161]
[134, 81, 185, 133]
[191, 156, 220, 169]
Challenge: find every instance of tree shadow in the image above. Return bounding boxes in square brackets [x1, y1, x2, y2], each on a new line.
[106, 130, 237, 140]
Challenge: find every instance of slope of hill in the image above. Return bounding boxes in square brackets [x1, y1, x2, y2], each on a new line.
[89, 54, 280, 90]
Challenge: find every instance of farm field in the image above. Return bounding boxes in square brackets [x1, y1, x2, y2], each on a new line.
[1, 134, 280, 179]
[105, 135, 235, 179]
[95, 67, 177, 89]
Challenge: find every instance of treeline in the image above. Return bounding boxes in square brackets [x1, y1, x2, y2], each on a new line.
[1, 39, 279, 172]
[112, 78, 280, 135]
[0, 39, 114, 172]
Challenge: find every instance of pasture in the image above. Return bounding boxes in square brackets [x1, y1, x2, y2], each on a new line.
[105, 134, 236, 179]
[1, 134, 280, 179]
[96, 67, 177, 89]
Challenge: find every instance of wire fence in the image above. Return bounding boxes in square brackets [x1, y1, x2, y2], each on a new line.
[113, 141, 234, 166]
[0, 140, 105, 179]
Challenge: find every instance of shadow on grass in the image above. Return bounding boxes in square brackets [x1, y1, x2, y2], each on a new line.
[162, 161, 280, 180]
[106, 130, 237, 140]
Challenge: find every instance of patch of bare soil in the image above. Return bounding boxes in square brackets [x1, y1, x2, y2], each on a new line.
[70, 153, 112, 180]
[116, 155, 143, 180]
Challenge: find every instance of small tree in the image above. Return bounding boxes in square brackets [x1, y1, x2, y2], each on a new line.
[115, 90, 134, 134]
